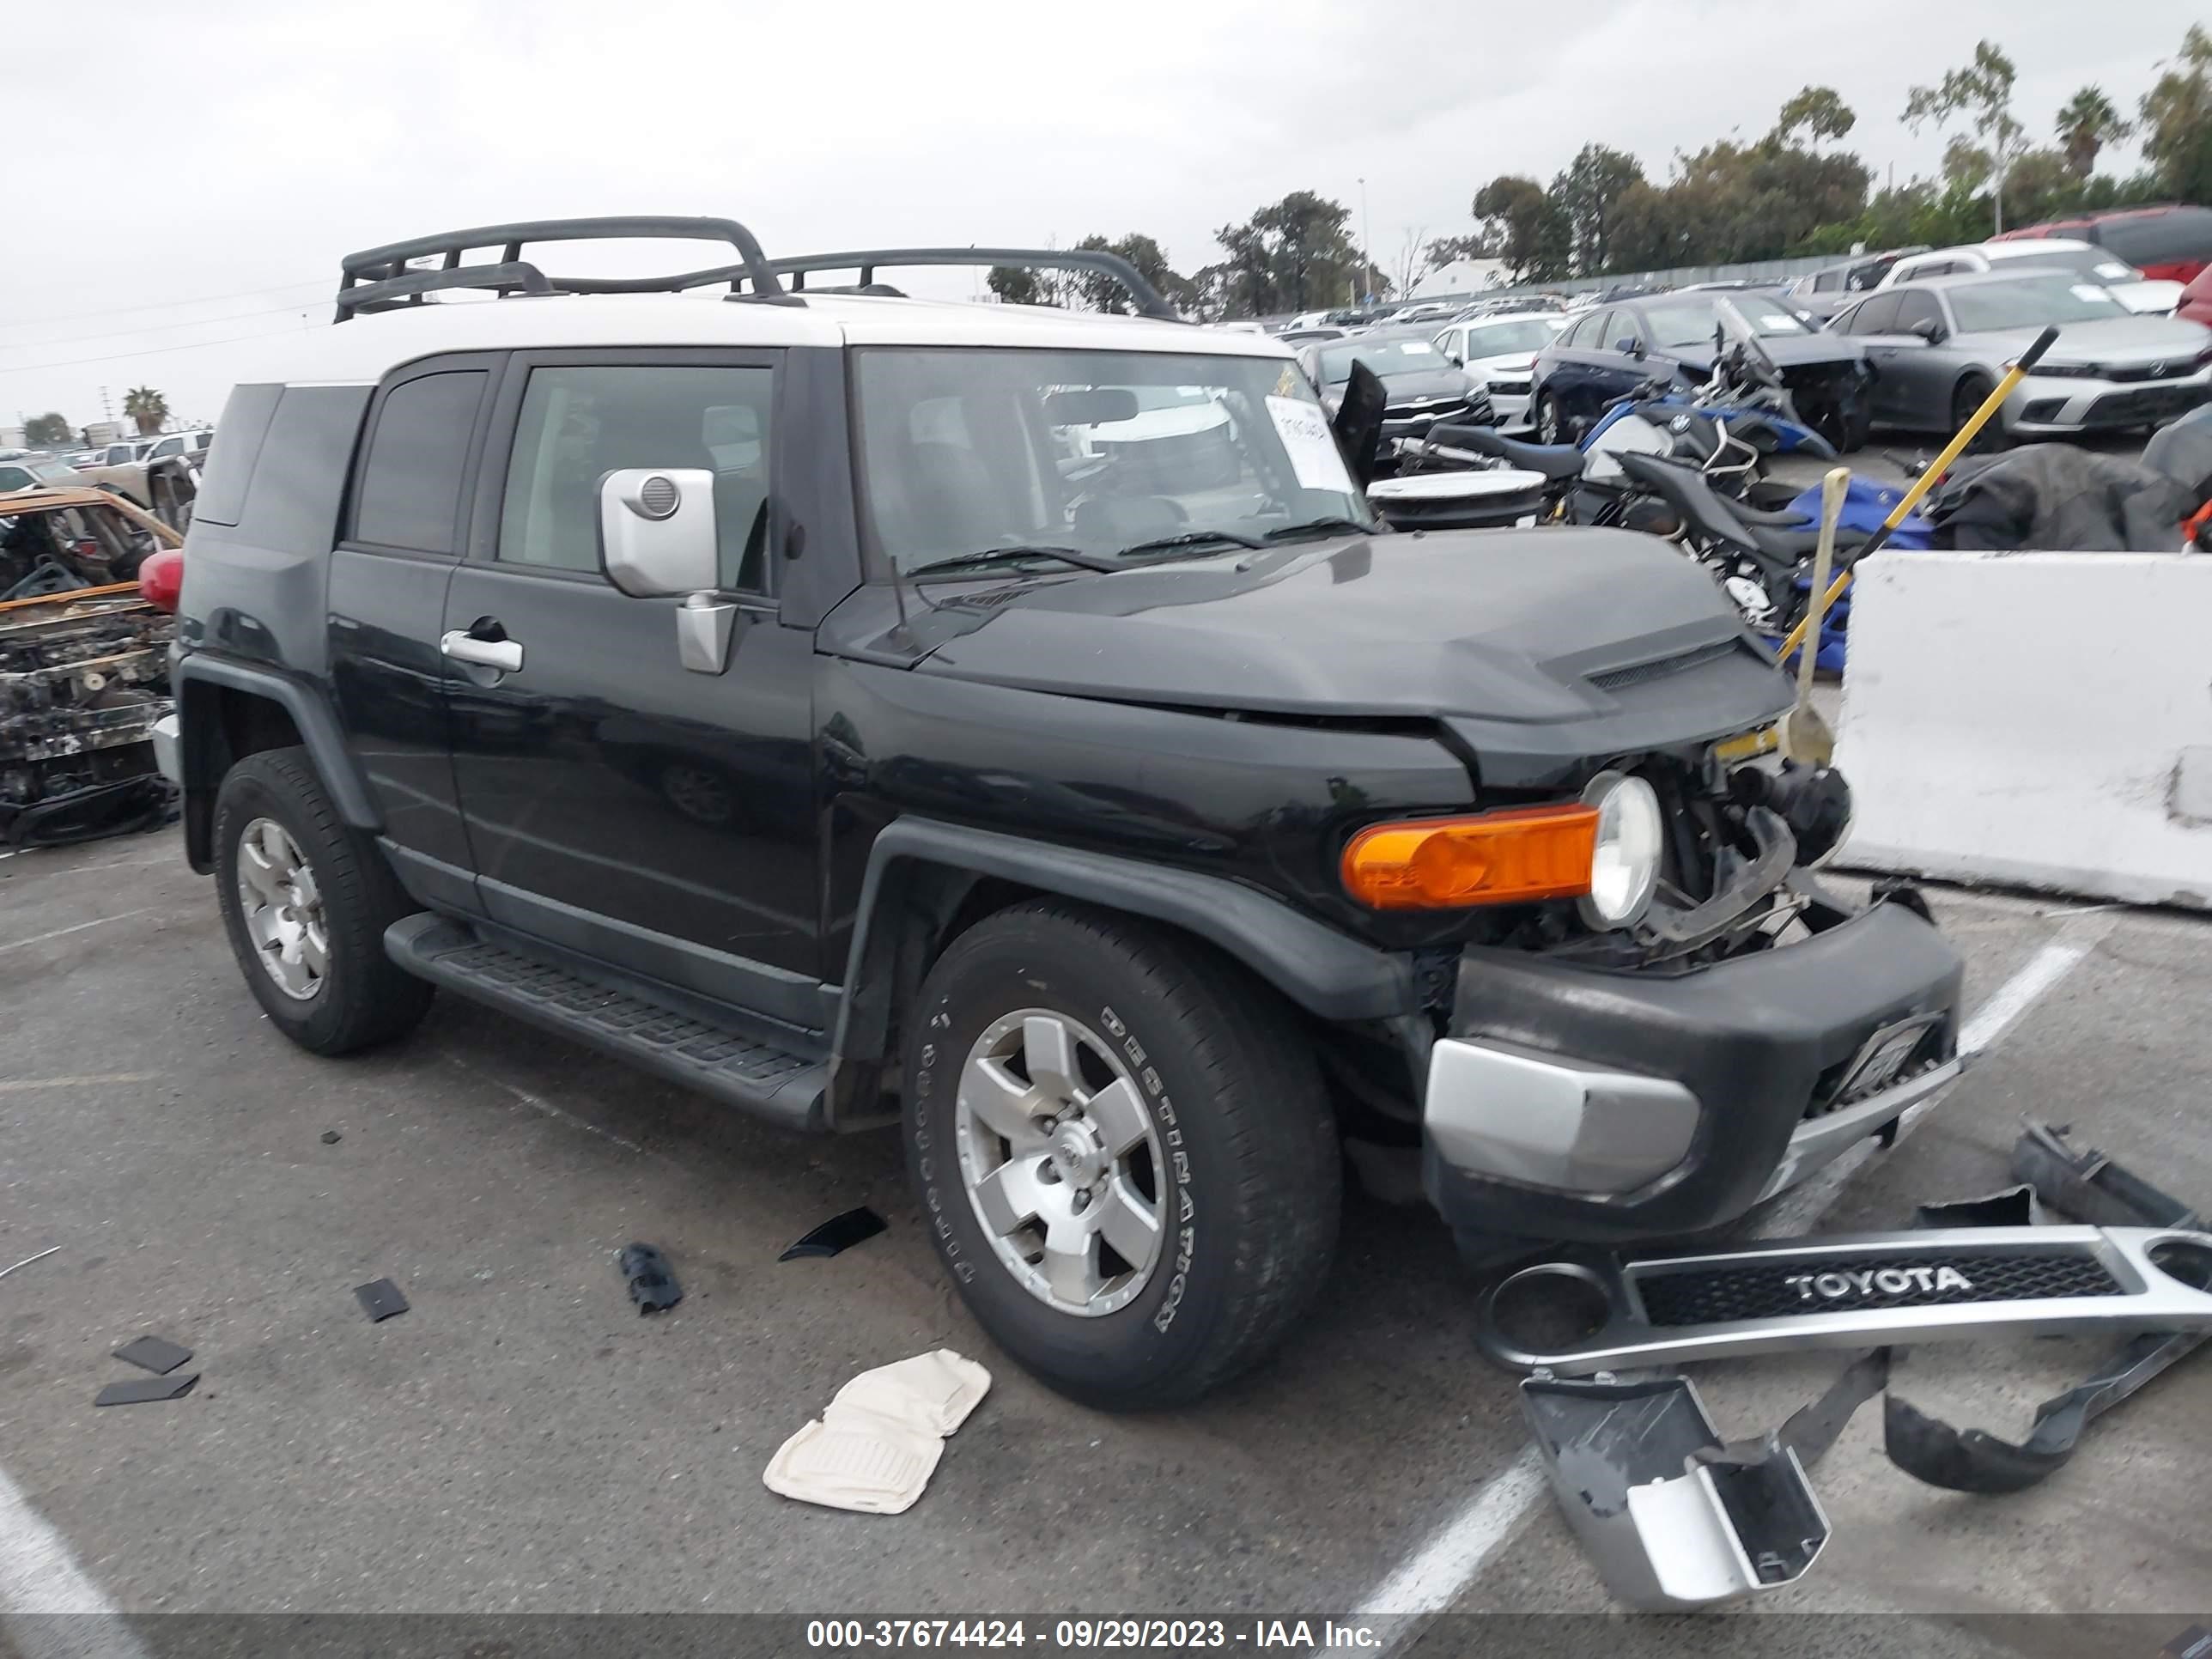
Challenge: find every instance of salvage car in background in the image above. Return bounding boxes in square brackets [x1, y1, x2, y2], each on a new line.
[1875, 240, 2185, 315]
[1, 453, 89, 496]
[1784, 247, 1929, 319]
[1532, 291, 1873, 450]
[1431, 311, 1564, 432]
[0, 489, 181, 845]
[1299, 329, 1495, 438]
[1831, 271, 2212, 439]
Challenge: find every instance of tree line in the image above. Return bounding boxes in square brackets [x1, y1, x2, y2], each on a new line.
[991, 25, 2211, 318]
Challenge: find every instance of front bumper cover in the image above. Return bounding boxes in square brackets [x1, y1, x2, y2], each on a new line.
[1423, 897, 1963, 1243]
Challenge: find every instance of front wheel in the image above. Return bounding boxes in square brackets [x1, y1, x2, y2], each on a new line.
[903, 902, 1340, 1411]
[1951, 374, 2007, 453]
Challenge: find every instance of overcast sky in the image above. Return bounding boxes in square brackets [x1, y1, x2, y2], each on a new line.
[3, 0, 2200, 432]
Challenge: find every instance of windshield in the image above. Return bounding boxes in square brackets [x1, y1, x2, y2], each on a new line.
[1996, 246, 2140, 283]
[854, 347, 1371, 574]
[1316, 337, 1452, 383]
[1949, 275, 2131, 331]
[1460, 319, 1559, 357]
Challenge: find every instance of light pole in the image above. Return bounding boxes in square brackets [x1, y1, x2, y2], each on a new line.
[1358, 177, 1371, 303]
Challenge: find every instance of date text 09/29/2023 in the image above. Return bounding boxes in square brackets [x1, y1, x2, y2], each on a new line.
[805, 1619, 1383, 1650]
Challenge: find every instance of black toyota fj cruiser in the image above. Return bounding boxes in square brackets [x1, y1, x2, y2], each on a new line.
[157, 218, 1962, 1408]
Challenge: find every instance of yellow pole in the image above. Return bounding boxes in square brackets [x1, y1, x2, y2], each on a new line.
[1775, 323, 2061, 668]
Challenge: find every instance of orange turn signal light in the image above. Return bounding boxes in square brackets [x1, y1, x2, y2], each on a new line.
[1340, 805, 1600, 911]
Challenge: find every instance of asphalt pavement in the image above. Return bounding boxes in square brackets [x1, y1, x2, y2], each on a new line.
[1, 824, 2208, 1653]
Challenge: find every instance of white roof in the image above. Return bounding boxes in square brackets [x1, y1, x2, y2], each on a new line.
[243, 290, 1294, 386]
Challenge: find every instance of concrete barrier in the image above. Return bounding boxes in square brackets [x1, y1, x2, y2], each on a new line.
[1834, 550, 2212, 910]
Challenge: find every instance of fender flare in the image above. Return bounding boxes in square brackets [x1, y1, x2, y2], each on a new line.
[173, 654, 381, 831]
[831, 817, 1415, 1080]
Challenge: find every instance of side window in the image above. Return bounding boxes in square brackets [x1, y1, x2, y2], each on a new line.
[497, 364, 776, 593]
[149, 436, 183, 459]
[0, 465, 33, 491]
[1848, 293, 1901, 335]
[352, 370, 487, 554]
[1812, 270, 1841, 293]
[1601, 310, 1643, 350]
[1893, 293, 1942, 335]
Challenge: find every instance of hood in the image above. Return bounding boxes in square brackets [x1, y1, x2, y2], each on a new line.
[1372, 367, 1476, 405]
[1973, 313, 2212, 368]
[907, 531, 1791, 763]
[2112, 278, 2187, 314]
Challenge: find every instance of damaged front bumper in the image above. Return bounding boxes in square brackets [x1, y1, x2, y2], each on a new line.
[1422, 893, 1964, 1244]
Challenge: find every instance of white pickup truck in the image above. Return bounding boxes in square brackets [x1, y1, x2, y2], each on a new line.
[75, 430, 209, 524]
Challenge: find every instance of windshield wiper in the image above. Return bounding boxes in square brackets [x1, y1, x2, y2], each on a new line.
[1261, 516, 1382, 543]
[907, 544, 1120, 578]
[1115, 528, 1265, 559]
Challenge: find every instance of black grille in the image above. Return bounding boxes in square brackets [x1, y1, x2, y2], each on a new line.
[1633, 1249, 2124, 1328]
[2083, 384, 2211, 428]
[1587, 639, 1740, 692]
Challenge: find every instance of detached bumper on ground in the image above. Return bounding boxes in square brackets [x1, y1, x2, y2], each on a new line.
[1422, 898, 1965, 1244]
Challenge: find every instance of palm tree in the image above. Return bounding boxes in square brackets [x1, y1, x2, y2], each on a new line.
[2056, 86, 2132, 179]
[122, 386, 169, 435]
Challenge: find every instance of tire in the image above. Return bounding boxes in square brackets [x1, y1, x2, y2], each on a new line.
[1842, 407, 1874, 455]
[213, 747, 434, 1055]
[1534, 390, 1566, 445]
[903, 902, 1340, 1411]
[1951, 374, 2007, 453]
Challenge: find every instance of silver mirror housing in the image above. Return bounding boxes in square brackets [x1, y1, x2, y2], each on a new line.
[599, 467, 718, 598]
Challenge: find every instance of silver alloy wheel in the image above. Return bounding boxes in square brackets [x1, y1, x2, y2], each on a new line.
[234, 817, 329, 1001]
[954, 1009, 1166, 1317]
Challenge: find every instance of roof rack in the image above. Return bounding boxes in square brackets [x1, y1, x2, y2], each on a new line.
[753, 247, 1186, 322]
[334, 216, 793, 321]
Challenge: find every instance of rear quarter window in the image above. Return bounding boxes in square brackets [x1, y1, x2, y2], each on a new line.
[190, 384, 284, 526]
[224, 385, 373, 547]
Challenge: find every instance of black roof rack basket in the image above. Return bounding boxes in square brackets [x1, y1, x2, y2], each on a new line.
[756, 247, 1184, 322]
[335, 216, 793, 320]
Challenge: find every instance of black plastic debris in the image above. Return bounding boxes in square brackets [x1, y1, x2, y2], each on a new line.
[112, 1335, 193, 1376]
[354, 1279, 410, 1322]
[618, 1243, 682, 1314]
[780, 1206, 886, 1261]
[95, 1372, 198, 1407]
[321, 1130, 343, 1145]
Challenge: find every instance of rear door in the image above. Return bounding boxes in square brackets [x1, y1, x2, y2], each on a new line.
[1550, 310, 1613, 427]
[326, 356, 494, 909]
[438, 350, 822, 1014]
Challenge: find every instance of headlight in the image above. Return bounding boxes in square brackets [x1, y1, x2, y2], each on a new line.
[1578, 772, 1662, 928]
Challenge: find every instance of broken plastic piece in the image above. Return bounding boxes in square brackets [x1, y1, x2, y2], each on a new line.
[779, 1207, 886, 1261]
[321, 1130, 343, 1145]
[1915, 1184, 2045, 1230]
[618, 1243, 682, 1313]
[354, 1279, 410, 1322]
[764, 1348, 992, 1516]
[94, 1372, 198, 1407]
[1522, 1372, 1830, 1610]
[112, 1335, 193, 1376]
[2013, 1121, 2198, 1231]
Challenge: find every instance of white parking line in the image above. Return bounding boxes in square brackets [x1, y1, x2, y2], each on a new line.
[0, 910, 154, 956]
[0, 1466, 149, 1659]
[1331, 908, 2114, 1642]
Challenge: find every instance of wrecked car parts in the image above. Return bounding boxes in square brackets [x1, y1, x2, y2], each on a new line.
[1499, 1124, 2209, 1609]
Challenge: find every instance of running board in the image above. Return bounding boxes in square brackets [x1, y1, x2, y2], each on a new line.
[385, 914, 827, 1131]
[1479, 1224, 2212, 1374]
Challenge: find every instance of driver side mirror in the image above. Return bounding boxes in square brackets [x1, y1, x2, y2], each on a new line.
[1906, 318, 1946, 343]
[599, 467, 719, 598]
[1621, 336, 1645, 358]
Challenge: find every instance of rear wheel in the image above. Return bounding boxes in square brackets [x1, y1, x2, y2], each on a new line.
[1535, 391, 1566, 445]
[214, 748, 434, 1054]
[903, 902, 1340, 1411]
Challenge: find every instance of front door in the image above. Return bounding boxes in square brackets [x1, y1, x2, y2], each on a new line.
[440, 351, 823, 1021]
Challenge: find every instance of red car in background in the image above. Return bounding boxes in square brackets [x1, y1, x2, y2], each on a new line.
[1990, 204, 2212, 284]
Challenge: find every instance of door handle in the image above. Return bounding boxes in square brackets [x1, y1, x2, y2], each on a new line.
[441, 630, 523, 672]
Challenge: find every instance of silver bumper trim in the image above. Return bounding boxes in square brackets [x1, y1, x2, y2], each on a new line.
[1754, 1055, 1966, 1201]
[151, 713, 182, 787]
[1425, 1037, 1701, 1194]
[1479, 1224, 2212, 1374]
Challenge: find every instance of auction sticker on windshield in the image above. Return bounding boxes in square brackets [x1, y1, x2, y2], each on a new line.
[1267, 395, 1355, 493]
